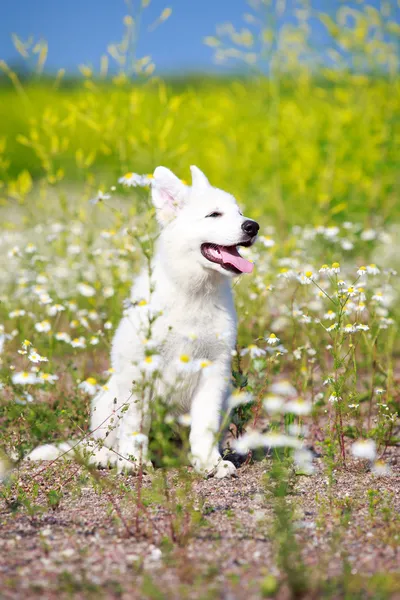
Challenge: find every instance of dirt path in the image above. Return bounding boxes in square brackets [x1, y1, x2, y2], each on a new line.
[1, 456, 399, 600]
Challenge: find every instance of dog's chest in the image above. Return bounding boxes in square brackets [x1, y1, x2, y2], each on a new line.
[156, 299, 236, 363]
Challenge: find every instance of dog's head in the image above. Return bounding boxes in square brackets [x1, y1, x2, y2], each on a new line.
[152, 165, 259, 280]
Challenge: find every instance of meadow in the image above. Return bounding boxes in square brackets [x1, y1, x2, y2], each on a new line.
[0, 2, 400, 598]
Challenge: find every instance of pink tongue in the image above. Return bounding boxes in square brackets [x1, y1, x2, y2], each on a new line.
[219, 246, 254, 273]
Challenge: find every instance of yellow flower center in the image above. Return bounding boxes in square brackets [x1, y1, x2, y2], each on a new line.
[86, 377, 97, 385]
[200, 360, 211, 368]
[144, 356, 153, 363]
[138, 299, 147, 306]
[180, 354, 190, 363]
[124, 172, 133, 178]
[305, 271, 313, 278]
[269, 333, 276, 339]
[332, 262, 340, 269]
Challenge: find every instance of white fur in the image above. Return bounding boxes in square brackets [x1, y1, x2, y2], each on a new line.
[27, 166, 258, 479]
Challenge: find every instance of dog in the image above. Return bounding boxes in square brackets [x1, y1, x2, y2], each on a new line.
[28, 166, 259, 478]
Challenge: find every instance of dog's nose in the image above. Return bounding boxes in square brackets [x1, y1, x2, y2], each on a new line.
[241, 220, 260, 237]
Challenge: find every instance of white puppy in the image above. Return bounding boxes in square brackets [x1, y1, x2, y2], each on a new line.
[28, 166, 259, 478]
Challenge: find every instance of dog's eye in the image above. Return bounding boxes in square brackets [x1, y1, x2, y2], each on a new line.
[206, 211, 222, 218]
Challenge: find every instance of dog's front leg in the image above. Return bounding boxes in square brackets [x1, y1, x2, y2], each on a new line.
[115, 371, 152, 474]
[189, 362, 236, 479]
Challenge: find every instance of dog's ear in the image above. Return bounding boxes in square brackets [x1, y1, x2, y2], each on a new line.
[152, 166, 187, 225]
[190, 165, 210, 189]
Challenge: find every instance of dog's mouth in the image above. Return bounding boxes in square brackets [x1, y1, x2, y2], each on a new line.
[201, 242, 254, 274]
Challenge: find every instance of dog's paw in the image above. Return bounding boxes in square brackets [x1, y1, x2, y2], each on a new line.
[193, 457, 237, 479]
[211, 460, 237, 479]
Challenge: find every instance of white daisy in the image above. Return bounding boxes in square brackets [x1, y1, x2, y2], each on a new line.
[131, 432, 148, 449]
[35, 320, 51, 333]
[285, 398, 312, 416]
[140, 354, 161, 374]
[89, 190, 111, 205]
[47, 304, 65, 316]
[324, 310, 336, 321]
[103, 286, 114, 298]
[12, 371, 38, 385]
[269, 380, 297, 397]
[360, 229, 376, 241]
[351, 439, 376, 461]
[70, 337, 86, 349]
[259, 236, 275, 248]
[329, 262, 340, 274]
[38, 373, 59, 384]
[28, 350, 48, 364]
[228, 391, 253, 410]
[38, 293, 53, 305]
[357, 266, 367, 277]
[293, 449, 315, 475]
[298, 271, 313, 285]
[266, 333, 280, 345]
[328, 393, 341, 403]
[78, 377, 98, 395]
[77, 283, 96, 297]
[343, 324, 357, 334]
[9, 310, 26, 318]
[371, 460, 391, 476]
[176, 354, 200, 374]
[240, 344, 266, 358]
[263, 395, 284, 415]
[7, 246, 21, 258]
[341, 240, 353, 251]
[288, 423, 308, 437]
[232, 431, 301, 455]
[178, 413, 191, 427]
[118, 172, 153, 187]
[55, 332, 71, 343]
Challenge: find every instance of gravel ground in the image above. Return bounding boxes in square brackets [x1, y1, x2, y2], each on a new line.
[1, 451, 399, 600]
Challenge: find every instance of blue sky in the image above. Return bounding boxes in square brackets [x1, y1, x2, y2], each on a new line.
[1, 0, 250, 74]
[0, 0, 396, 75]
